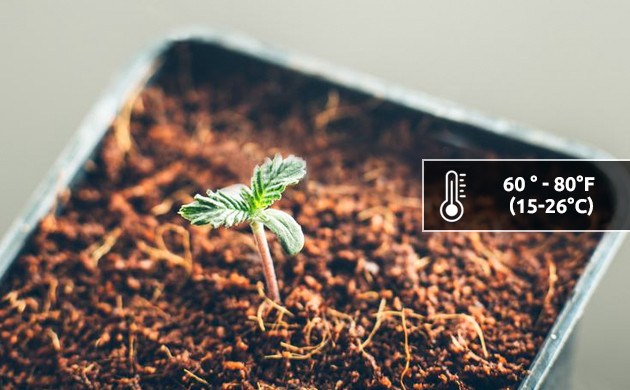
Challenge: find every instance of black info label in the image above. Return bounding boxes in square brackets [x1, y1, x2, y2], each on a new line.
[422, 160, 630, 232]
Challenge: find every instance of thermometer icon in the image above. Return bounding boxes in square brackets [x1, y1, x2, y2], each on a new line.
[439, 170, 465, 223]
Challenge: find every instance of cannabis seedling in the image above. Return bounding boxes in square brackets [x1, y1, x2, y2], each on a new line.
[179, 154, 306, 302]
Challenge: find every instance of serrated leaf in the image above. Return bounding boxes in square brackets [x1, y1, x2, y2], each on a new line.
[179, 184, 251, 227]
[248, 154, 306, 210]
[256, 208, 304, 255]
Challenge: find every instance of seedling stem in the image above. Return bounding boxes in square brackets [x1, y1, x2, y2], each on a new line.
[251, 220, 280, 301]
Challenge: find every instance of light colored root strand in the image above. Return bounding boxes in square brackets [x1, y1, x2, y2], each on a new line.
[133, 296, 170, 318]
[467, 253, 492, 276]
[256, 282, 294, 318]
[264, 311, 332, 360]
[360, 298, 386, 351]
[363, 305, 413, 389]
[151, 283, 164, 301]
[112, 56, 160, 154]
[373, 309, 489, 359]
[323, 317, 336, 347]
[327, 308, 357, 337]
[485, 248, 513, 275]
[47, 329, 61, 351]
[3, 291, 27, 313]
[183, 368, 209, 385]
[379, 310, 425, 321]
[113, 102, 134, 153]
[129, 331, 135, 364]
[43, 278, 59, 312]
[159, 345, 174, 359]
[429, 313, 488, 359]
[138, 242, 190, 272]
[314, 90, 340, 130]
[543, 260, 558, 307]
[303, 317, 315, 341]
[271, 311, 286, 333]
[400, 308, 411, 390]
[156, 224, 193, 268]
[280, 341, 324, 353]
[113, 84, 145, 154]
[357, 341, 383, 378]
[150, 199, 174, 216]
[327, 308, 354, 322]
[247, 317, 299, 330]
[150, 187, 193, 216]
[265, 335, 329, 360]
[138, 224, 193, 273]
[89, 227, 123, 266]
[468, 232, 512, 274]
[247, 299, 297, 332]
[304, 317, 323, 344]
[313, 90, 381, 130]
[255, 301, 267, 331]
[355, 291, 380, 301]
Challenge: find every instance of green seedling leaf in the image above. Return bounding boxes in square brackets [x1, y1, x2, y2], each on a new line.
[255, 208, 304, 255]
[179, 184, 250, 228]
[248, 154, 307, 210]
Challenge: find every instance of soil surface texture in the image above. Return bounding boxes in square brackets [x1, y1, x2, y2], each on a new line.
[0, 47, 601, 389]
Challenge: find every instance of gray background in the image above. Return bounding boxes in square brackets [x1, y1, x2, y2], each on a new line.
[1, 1, 628, 388]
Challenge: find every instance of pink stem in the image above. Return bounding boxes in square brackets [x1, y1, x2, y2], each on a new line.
[250, 221, 281, 302]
